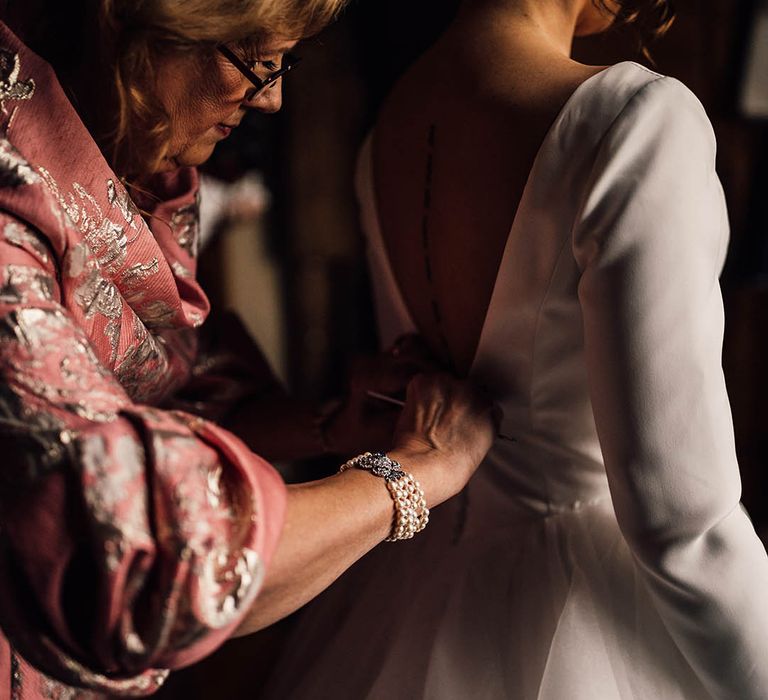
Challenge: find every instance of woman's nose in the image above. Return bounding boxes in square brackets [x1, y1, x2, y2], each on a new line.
[245, 82, 283, 113]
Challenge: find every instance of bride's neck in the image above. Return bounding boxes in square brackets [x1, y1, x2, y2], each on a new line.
[455, 0, 583, 58]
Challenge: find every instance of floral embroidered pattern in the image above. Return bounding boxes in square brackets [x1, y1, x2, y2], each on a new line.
[33, 168, 183, 360]
[38, 169, 130, 275]
[171, 260, 192, 279]
[0, 264, 55, 304]
[114, 318, 173, 403]
[0, 50, 34, 114]
[2, 220, 50, 264]
[44, 657, 168, 697]
[78, 431, 153, 571]
[136, 299, 178, 331]
[143, 419, 266, 631]
[10, 650, 22, 700]
[41, 675, 100, 699]
[66, 242, 124, 362]
[197, 546, 264, 629]
[107, 178, 140, 230]
[0, 307, 124, 424]
[120, 259, 160, 290]
[170, 198, 201, 259]
[0, 137, 39, 187]
[0, 33, 283, 697]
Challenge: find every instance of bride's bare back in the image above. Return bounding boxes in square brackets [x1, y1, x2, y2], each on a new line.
[372, 1, 606, 374]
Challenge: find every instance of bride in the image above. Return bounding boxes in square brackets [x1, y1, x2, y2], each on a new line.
[262, 1, 768, 697]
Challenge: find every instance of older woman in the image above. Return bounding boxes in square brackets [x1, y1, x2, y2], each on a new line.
[0, 1, 497, 697]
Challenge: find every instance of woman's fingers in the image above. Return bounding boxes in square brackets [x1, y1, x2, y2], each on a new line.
[387, 372, 497, 505]
[397, 372, 495, 455]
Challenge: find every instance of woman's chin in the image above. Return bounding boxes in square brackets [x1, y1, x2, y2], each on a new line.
[168, 142, 218, 169]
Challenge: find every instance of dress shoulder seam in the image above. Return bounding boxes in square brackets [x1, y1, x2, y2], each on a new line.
[568, 73, 670, 266]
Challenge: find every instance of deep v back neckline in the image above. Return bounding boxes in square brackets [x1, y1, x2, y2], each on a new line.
[366, 63, 634, 375]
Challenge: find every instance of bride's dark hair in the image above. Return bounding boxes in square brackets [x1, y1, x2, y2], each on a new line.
[598, 0, 676, 59]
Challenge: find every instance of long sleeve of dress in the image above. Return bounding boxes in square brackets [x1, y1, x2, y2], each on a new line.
[0, 216, 287, 695]
[572, 76, 768, 699]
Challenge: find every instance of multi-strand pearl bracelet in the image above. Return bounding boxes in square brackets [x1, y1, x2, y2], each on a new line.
[339, 452, 429, 542]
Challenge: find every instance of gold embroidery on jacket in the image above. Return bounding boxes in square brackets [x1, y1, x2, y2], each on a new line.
[2, 220, 51, 264]
[114, 318, 173, 403]
[0, 264, 56, 304]
[0, 138, 39, 187]
[0, 50, 34, 114]
[78, 432, 152, 571]
[107, 178, 140, 229]
[38, 168, 130, 275]
[170, 197, 201, 258]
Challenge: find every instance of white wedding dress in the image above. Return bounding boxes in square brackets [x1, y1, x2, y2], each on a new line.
[261, 63, 768, 700]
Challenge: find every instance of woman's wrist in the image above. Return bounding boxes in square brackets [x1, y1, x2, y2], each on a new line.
[339, 452, 429, 541]
[387, 445, 465, 508]
[330, 468, 395, 541]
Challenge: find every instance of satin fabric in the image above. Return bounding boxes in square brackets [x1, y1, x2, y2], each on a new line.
[262, 63, 768, 700]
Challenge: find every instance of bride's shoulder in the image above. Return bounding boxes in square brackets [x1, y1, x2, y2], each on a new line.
[569, 62, 712, 145]
[545, 61, 715, 176]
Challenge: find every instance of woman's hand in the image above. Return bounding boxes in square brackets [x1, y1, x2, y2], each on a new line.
[323, 335, 442, 456]
[235, 370, 496, 635]
[389, 372, 497, 507]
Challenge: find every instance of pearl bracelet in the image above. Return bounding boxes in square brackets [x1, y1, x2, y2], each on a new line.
[340, 452, 429, 542]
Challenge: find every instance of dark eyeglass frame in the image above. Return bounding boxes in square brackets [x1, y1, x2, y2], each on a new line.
[217, 44, 301, 101]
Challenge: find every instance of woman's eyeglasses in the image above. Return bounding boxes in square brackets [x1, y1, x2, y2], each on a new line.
[217, 44, 301, 102]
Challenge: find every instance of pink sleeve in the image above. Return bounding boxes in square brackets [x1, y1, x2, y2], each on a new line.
[0, 217, 287, 695]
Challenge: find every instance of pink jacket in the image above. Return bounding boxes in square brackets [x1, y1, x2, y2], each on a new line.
[0, 22, 287, 698]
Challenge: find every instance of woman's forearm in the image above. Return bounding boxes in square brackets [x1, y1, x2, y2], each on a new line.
[233, 372, 494, 636]
[233, 468, 393, 635]
[233, 447, 446, 636]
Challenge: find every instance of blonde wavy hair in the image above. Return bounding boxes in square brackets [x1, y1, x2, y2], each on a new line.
[100, 0, 347, 177]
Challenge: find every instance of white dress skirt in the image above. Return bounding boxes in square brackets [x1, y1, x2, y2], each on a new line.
[260, 63, 768, 700]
